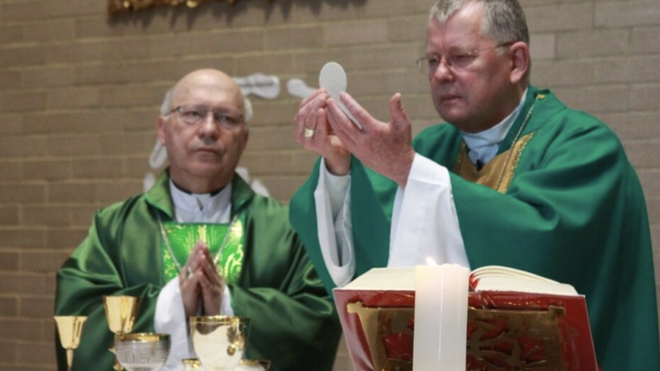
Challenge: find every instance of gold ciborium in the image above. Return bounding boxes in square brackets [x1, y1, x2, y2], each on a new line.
[236, 359, 271, 371]
[54, 316, 87, 371]
[114, 333, 170, 371]
[183, 358, 201, 371]
[190, 316, 250, 371]
[104, 295, 140, 371]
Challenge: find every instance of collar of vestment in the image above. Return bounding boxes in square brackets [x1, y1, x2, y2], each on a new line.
[460, 87, 527, 166]
[145, 169, 255, 222]
[453, 86, 558, 193]
[169, 180, 232, 223]
[498, 85, 550, 154]
[411, 85, 562, 177]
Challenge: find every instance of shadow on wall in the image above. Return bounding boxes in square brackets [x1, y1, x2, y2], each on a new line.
[107, 0, 369, 30]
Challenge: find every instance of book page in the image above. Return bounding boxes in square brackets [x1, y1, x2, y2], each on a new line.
[473, 276, 578, 296]
[341, 267, 415, 290]
[471, 266, 578, 296]
[471, 265, 559, 283]
[340, 266, 578, 296]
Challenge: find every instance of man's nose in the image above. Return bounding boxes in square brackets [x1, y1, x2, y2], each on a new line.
[198, 114, 220, 138]
[432, 59, 454, 83]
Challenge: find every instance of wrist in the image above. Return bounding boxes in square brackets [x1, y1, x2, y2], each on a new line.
[325, 153, 350, 176]
[394, 150, 415, 187]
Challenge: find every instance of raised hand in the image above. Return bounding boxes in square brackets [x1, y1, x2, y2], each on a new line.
[326, 92, 416, 187]
[294, 89, 351, 175]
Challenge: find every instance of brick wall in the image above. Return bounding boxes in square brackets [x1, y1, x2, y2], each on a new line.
[0, 0, 659, 369]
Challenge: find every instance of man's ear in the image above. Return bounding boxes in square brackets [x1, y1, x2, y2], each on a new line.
[509, 42, 530, 84]
[157, 116, 167, 145]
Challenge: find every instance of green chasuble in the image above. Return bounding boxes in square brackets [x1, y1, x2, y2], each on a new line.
[55, 171, 341, 371]
[290, 86, 660, 370]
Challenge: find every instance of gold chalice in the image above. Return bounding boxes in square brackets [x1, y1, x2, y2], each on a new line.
[104, 295, 140, 371]
[114, 333, 170, 371]
[183, 358, 201, 371]
[190, 316, 250, 371]
[54, 316, 87, 371]
[237, 359, 271, 371]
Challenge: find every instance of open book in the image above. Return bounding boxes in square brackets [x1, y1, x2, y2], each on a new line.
[334, 266, 598, 371]
[343, 265, 578, 295]
[469, 265, 578, 295]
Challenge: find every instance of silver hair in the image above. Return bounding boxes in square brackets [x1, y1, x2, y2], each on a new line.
[430, 0, 530, 48]
[159, 85, 253, 124]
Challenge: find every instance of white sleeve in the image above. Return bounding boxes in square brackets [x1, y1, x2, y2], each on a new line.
[388, 154, 470, 269]
[154, 278, 194, 371]
[219, 285, 234, 316]
[314, 158, 356, 288]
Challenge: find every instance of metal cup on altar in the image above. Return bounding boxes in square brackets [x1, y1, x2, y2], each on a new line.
[190, 316, 250, 371]
[236, 359, 271, 371]
[104, 295, 139, 334]
[114, 333, 170, 371]
[182, 358, 201, 371]
[54, 316, 88, 371]
[104, 295, 140, 371]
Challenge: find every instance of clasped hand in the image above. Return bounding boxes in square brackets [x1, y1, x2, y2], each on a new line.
[294, 89, 416, 187]
[179, 241, 225, 317]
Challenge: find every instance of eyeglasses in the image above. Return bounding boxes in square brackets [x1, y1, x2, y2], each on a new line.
[165, 105, 244, 129]
[415, 42, 514, 75]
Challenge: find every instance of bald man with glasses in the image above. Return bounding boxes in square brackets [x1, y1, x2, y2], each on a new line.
[55, 69, 341, 371]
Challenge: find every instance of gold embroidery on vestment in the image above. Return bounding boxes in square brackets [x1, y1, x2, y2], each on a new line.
[454, 132, 535, 193]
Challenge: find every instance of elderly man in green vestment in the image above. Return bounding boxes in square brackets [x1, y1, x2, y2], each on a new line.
[289, 0, 660, 370]
[55, 69, 341, 371]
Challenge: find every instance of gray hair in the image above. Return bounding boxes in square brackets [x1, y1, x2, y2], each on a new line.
[430, 0, 529, 48]
[159, 86, 253, 124]
[430, 0, 530, 81]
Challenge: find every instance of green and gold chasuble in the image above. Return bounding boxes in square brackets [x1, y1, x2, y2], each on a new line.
[161, 221, 244, 283]
[55, 172, 341, 371]
[290, 86, 660, 371]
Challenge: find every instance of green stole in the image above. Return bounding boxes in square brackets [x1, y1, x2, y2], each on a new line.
[160, 217, 245, 284]
[454, 132, 534, 193]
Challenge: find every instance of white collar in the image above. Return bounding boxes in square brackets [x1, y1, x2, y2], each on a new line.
[460, 88, 527, 166]
[169, 180, 232, 224]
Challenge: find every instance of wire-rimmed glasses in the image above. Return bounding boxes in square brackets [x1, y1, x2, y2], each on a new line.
[415, 42, 514, 75]
[166, 105, 244, 129]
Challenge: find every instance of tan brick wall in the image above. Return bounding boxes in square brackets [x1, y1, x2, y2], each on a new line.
[0, 0, 658, 370]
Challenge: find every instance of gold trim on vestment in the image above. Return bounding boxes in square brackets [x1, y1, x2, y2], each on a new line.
[454, 132, 535, 193]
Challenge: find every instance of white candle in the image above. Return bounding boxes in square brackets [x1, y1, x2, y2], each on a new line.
[413, 263, 469, 371]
